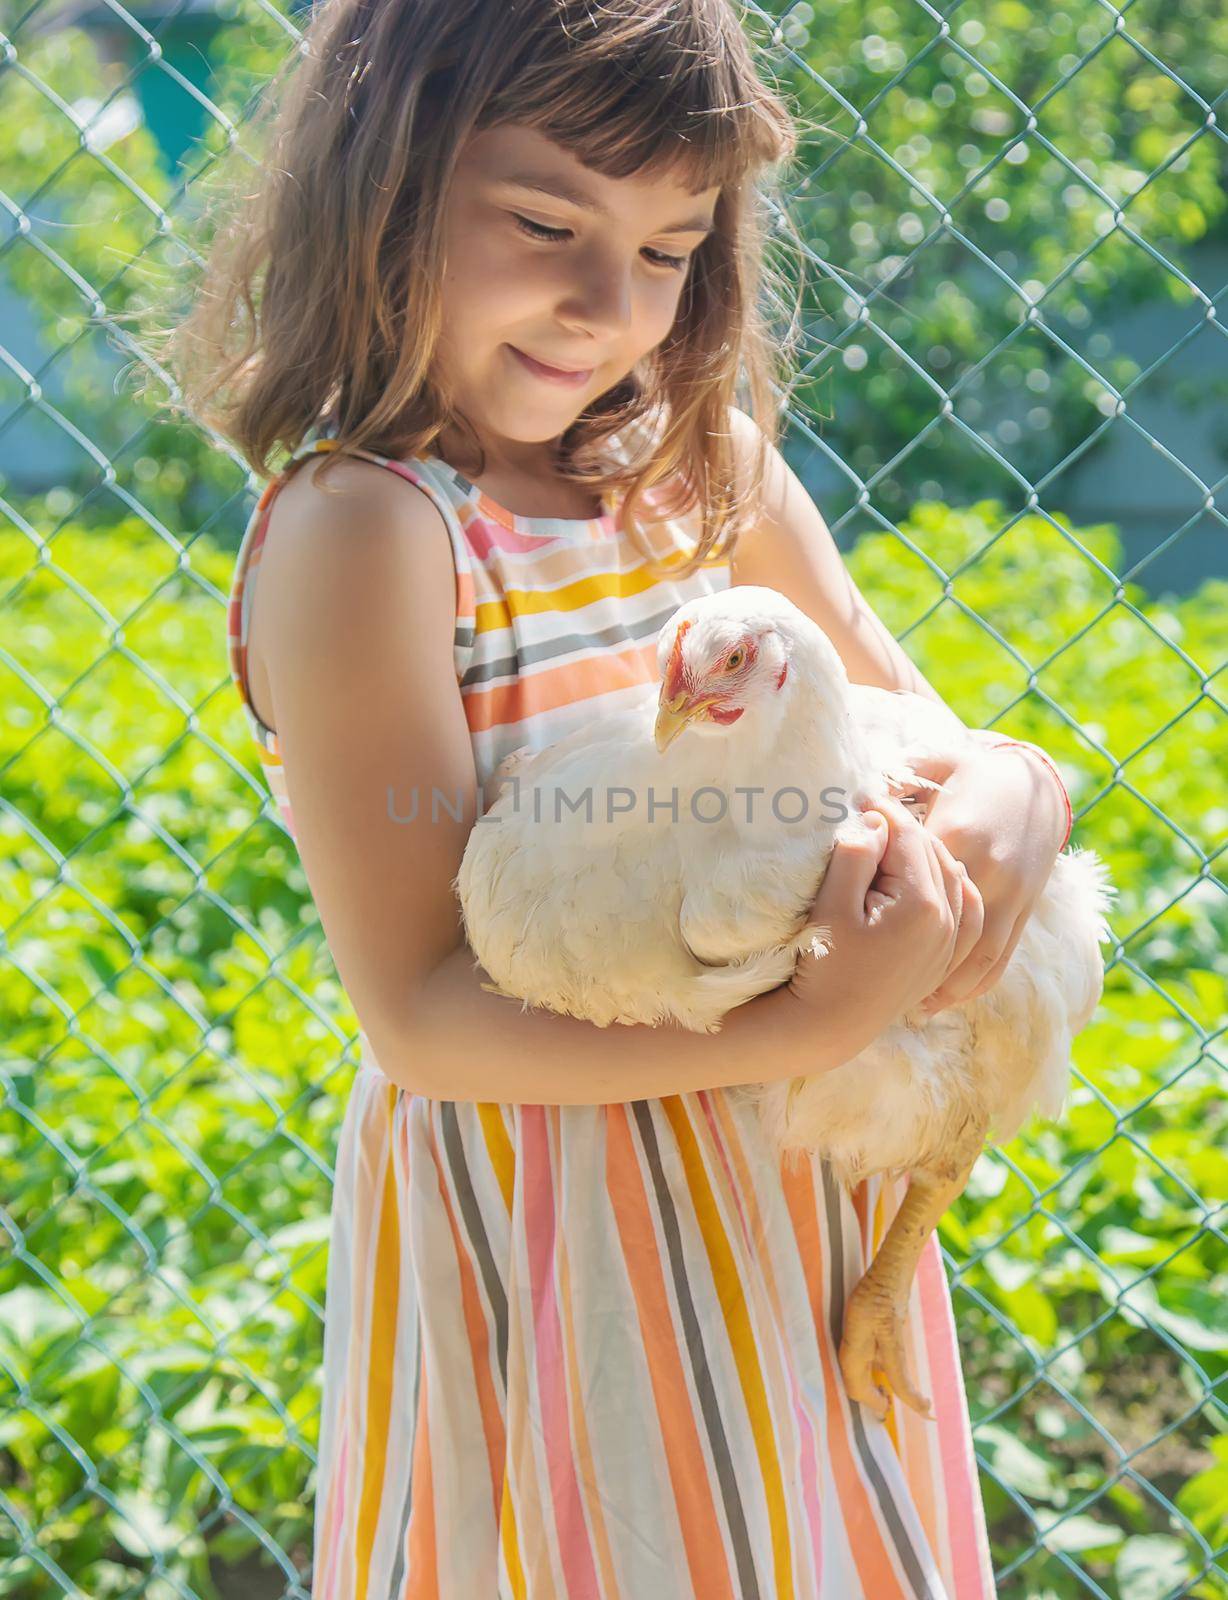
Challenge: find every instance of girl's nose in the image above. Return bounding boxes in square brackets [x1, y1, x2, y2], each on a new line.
[556, 256, 634, 340]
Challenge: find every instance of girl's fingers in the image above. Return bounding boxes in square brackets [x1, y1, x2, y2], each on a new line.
[926, 907, 1012, 1013]
[929, 834, 965, 946]
[820, 813, 889, 917]
[961, 905, 1027, 1003]
[871, 797, 944, 903]
[945, 867, 984, 976]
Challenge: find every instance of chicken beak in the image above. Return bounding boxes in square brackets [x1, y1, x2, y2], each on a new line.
[655, 692, 709, 753]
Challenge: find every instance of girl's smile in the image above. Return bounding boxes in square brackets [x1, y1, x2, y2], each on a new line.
[505, 344, 597, 386]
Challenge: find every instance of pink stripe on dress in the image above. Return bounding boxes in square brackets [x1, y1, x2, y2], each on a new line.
[917, 1234, 994, 1599]
[780, 1159, 915, 1599]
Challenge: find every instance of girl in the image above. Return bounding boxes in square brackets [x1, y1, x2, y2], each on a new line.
[168, 0, 1072, 1593]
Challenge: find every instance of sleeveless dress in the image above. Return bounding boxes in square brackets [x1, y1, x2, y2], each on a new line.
[226, 431, 998, 1600]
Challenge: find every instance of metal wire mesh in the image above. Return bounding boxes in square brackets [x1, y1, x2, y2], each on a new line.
[0, 1, 1224, 1596]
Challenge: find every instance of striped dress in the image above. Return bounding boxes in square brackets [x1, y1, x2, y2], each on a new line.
[226, 430, 998, 1600]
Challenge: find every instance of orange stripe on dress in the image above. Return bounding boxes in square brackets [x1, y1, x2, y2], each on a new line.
[520, 1105, 602, 1598]
[318, 1393, 349, 1598]
[604, 1102, 739, 1600]
[322, 1075, 390, 1596]
[454, 564, 476, 622]
[501, 1230, 561, 1600]
[895, 1345, 941, 1569]
[404, 1361, 439, 1597]
[462, 640, 658, 732]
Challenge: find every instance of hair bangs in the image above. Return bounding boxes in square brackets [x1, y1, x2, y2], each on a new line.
[531, 93, 782, 196]
[483, 0, 792, 192]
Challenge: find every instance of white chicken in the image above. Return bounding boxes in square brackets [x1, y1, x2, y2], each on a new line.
[455, 585, 1114, 1420]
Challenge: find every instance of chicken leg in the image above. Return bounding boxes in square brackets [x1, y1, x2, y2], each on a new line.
[839, 1109, 989, 1422]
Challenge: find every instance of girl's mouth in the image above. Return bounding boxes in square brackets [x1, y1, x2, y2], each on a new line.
[507, 345, 594, 386]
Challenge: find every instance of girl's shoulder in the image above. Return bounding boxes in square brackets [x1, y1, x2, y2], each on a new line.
[227, 432, 475, 754]
[272, 430, 473, 519]
[257, 433, 483, 597]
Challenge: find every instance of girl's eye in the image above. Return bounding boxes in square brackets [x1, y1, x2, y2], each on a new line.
[511, 214, 690, 272]
[724, 649, 744, 672]
[512, 213, 571, 244]
[643, 246, 690, 272]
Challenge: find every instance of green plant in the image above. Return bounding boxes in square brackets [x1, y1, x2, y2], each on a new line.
[0, 498, 1223, 1597]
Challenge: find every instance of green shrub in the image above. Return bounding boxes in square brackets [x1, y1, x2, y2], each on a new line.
[0, 500, 1223, 1598]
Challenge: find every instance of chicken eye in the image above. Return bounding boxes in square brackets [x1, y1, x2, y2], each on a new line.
[724, 649, 744, 672]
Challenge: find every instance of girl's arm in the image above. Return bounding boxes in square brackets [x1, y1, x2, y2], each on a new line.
[405, 944, 825, 1105]
[251, 456, 882, 1106]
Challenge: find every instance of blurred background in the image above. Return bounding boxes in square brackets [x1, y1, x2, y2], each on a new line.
[0, 1, 1224, 1597]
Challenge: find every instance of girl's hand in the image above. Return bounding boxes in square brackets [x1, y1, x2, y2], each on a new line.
[905, 740, 1069, 1014]
[789, 798, 983, 1036]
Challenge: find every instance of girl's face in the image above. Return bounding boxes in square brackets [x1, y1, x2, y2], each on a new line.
[435, 124, 719, 462]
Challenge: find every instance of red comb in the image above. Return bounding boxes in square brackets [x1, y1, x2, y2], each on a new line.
[662, 618, 692, 701]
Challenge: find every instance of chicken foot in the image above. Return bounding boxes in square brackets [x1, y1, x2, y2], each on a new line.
[839, 1109, 989, 1423]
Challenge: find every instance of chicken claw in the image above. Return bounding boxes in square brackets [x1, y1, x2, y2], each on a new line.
[839, 1277, 932, 1421]
[839, 1112, 989, 1423]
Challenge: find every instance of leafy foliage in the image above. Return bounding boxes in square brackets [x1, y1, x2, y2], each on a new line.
[754, 0, 1228, 523]
[0, 501, 1224, 1597]
[1, 1, 1225, 1596]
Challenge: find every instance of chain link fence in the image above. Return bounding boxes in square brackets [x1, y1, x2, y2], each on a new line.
[0, 1, 1225, 1596]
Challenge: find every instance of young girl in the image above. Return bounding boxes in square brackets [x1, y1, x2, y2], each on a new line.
[171, 0, 1072, 1593]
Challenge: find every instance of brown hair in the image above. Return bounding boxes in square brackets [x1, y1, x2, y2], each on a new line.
[143, 0, 800, 573]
